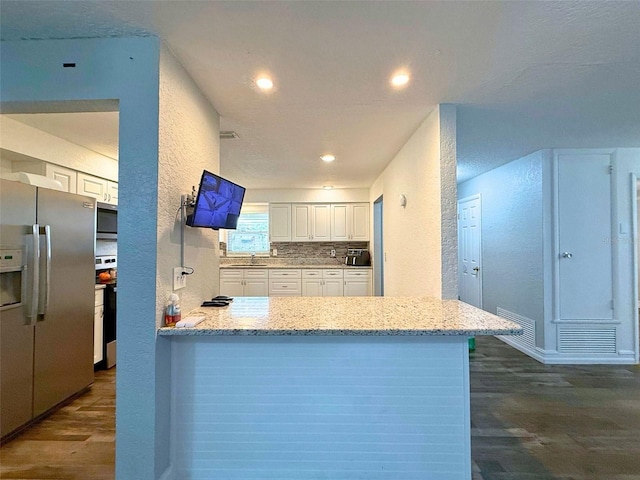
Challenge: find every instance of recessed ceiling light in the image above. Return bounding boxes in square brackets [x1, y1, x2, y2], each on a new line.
[323, 186, 334, 190]
[391, 73, 410, 87]
[320, 154, 336, 162]
[256, 77, 274, 90]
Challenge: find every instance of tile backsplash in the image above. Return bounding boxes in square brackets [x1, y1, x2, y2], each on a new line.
[220, 241, 368, 263]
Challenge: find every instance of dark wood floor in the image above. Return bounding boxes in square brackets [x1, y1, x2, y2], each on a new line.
[1, 337, 639, 480]
[0, 367, 115, 480]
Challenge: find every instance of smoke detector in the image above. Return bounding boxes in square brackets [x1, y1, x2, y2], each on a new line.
[220, 131, 239, 139]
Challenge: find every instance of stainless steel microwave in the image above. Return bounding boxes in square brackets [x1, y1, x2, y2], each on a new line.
[96, 202, 117, 239]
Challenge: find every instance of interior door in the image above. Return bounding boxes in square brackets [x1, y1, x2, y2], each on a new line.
[458, 195, 482, 308]
[33, 188, 95, 416]
[557, 154, 614, 321]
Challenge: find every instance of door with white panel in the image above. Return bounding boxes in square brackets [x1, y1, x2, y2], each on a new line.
[556, 153, 614, 321]
[458, 195, 482, 308]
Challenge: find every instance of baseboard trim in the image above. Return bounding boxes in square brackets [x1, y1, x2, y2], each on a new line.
[496, 336, 637, 365]
[496, 335, 545, 363]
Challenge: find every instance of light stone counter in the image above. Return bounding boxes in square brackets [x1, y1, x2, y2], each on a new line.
[158, 296, 522, 336]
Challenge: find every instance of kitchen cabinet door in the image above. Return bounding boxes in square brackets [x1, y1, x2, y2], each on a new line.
[269, 204, 292, 242]
[77, 173, 108, 201]
[331, 203, 370, 241]
[311, 204, 331, 241]
[45, 164, 77, 193]
[350, 203, 370, 241]
[344, 270, 372, 296]
[330, 204, 349, 241]
[302, 278, 323, 296]
[323, 278, 344, 296]
[244, 278, 268, 296]
[292, 204, 312, 241]
[94, 305, 104, 364]
[106, 181, 118, 205]
[220, 278, 244, 297]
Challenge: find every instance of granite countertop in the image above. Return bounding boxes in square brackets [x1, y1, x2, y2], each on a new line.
[219, 263, 371, 269]
[158, 296, 523, 337]
[94, 284, 107, 290]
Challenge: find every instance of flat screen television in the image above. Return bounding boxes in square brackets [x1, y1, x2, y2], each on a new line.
[185, 170, 246, 229]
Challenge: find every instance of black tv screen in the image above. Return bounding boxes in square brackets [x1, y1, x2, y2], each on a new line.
[186, 170, 246, 229]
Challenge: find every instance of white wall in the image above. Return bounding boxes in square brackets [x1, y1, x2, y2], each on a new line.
[368, 105, 457, 298]
[245, 188, 369, 203]
[457, 151, 545, 344]
[0, 116, 118, 181]
[0, 37, 168, 479]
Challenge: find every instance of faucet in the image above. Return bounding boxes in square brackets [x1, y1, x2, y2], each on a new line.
[251, 253, 256, 264]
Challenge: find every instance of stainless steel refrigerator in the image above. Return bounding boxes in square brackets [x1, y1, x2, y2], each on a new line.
[0, 179, 95, 438]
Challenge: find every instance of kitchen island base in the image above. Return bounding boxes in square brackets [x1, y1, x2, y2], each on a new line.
[170, 335, 471, 480]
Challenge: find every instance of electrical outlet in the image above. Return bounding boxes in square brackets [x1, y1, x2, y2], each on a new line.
[173, 267, 186, 290]
[330, 249, 336, 257]
[272, 248, 278, 256]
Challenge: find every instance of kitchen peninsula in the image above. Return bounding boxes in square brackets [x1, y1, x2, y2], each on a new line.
[159, 296, 521, 480]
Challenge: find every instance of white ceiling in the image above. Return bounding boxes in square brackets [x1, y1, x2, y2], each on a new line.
[1, 1, 639, 188]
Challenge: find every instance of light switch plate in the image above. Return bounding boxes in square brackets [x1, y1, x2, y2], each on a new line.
[173, 267, 186, 290]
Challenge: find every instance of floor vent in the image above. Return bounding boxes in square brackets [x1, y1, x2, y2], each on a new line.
[558, 325, 617, 354]
[497, 308, 535, 350]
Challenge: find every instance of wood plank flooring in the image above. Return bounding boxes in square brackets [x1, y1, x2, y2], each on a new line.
[1, 337, 639, 480]
[0, 368, 115, 480]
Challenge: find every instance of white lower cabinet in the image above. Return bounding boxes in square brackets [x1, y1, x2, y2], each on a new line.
[269, 269, 302, 296]
[343, 269, 372, 296]
[220, 269, 268, 297]
[302, 269, 344, 296]
[94, 288, 104, 365]
[220, 267, 371, 297]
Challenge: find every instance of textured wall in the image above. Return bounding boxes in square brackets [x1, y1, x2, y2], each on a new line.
[458, 151, 545, 334]
[439, 105, 458, 299]
[157, 45, 220, 320]
[1, 36, 164, 480]
[370, 106, 450, 297]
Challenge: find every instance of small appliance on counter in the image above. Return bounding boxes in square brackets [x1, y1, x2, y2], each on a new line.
[344, 248, 371, 266]
[95, 255, 117, 369]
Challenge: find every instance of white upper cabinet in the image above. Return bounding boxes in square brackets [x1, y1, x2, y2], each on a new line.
[269, 204, 292, 242]
[292, 204, 331, 242]
[331, 203, 369, 241]
[77, 172, 118, 205]
[45, 164, 77, 193]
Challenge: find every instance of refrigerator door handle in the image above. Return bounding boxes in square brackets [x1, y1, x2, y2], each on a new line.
[29, 224, 40, 325]
[38, 225, 51, 317]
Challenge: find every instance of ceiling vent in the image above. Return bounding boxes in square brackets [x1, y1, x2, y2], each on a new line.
[220, 131, 239, 139]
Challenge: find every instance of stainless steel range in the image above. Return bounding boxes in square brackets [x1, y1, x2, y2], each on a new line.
[95, 255, 116, 369]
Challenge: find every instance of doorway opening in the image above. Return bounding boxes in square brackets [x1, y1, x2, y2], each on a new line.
[373, 195, 384, 296]
[0, 105, 118, 476]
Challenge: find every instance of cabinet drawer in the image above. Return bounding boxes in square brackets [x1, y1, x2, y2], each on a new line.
[343, 269, 371, 279]
[322, 269, 344, 278]
[243, 269, 268, 278]
[220, 269, 244, 279]
[94, 289, 104, 306]
[269, 279, 302, 296]
[269, 269, 301, 279]
[302, 269, 322, 278]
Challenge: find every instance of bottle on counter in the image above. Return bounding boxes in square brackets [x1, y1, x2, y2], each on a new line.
[164, 293, 182, 327]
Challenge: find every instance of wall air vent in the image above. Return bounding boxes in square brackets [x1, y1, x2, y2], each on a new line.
[497, 308, 535, 350]
[558, 325, 617, 354]
[220, 131, 239, 139]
